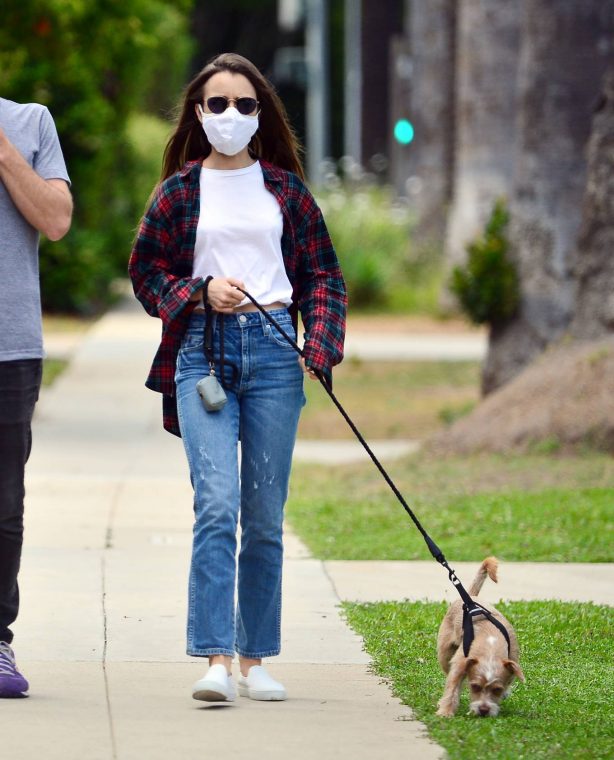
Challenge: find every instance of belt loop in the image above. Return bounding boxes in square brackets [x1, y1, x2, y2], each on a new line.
[258, 309, 269, 337]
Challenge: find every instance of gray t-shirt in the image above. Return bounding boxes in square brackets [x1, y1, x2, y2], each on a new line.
[0, 98, 70, 360]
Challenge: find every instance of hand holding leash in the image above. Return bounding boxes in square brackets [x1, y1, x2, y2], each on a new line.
[298, 356, 318, 380]
[207, 277, 246, 313]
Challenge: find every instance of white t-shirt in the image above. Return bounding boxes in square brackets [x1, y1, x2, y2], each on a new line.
[193, 161, 292, 306]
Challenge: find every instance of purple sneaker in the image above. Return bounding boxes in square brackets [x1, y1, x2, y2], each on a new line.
[0, 642, 29, 698]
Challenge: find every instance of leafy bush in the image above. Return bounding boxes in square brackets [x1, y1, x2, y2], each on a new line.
[124, 113, 173, 229]
[0, 1, 193, 313]
[450, 199, 519, 325]
[317, 184, 444, 313]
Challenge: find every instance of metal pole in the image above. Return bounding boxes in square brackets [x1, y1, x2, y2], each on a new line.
[305, 0, 330, 185]
[344, 0, 362, 166]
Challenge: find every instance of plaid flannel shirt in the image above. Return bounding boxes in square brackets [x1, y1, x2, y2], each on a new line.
[128, 159, 347, 436]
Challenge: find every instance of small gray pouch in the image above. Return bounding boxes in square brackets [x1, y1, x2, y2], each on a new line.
[196, 373, 227, 412]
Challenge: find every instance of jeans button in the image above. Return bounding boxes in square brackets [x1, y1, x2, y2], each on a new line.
[239, 314, 247, 323]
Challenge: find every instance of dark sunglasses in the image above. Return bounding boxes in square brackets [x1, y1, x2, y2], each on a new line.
[205, 96, 259, 116]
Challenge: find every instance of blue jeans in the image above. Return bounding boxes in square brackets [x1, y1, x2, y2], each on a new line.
[175, 310, 305, 658]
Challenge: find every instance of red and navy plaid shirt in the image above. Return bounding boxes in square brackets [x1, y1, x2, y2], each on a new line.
[128, 159, 347, 436]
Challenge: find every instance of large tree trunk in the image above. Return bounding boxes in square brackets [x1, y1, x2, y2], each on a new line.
[444, 0, 521, 269]
[403, 0, 456, 243]
[482, 0, 614, 394]
[570, 68, 614, 339]
[360, 0, 404, 166]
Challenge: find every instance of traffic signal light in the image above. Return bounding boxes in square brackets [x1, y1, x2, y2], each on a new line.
[393, 118, 415, 145]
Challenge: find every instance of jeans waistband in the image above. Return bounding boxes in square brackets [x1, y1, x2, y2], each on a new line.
[187, 308, 291, 329]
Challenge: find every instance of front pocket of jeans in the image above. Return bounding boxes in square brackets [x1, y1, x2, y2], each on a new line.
[264, 322, 296, 348]
[179, 333, 204, 352]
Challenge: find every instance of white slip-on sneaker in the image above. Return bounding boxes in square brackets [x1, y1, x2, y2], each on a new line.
[237, 665, 287, 701]
[192, 664, 236, 702]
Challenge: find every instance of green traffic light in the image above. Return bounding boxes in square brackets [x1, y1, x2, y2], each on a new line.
[394, 119, 414, 145]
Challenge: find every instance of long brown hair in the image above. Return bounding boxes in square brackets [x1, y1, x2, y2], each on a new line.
[161, 53, 304, 181]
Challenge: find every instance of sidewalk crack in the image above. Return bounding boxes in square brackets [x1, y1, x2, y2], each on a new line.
[101, 555, 118, 759]
[321, 560, 342, 603]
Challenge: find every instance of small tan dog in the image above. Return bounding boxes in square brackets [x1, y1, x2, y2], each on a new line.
[436, 557, 525, 717]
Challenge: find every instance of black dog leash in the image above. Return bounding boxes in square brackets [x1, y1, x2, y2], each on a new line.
[202, 276, 238, 391]
[235, 287, 511, 658]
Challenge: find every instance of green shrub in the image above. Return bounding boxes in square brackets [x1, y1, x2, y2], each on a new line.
[317, 185, 444, 314]
[124, 113, 173, 224]
[450, 199, 519, 325]
[0, 0, 193, 314]
[39, 228, 119, 314]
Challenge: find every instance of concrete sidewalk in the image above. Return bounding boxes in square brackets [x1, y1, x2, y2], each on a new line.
[5, 298, 443, 760]
[343, 330, 486, 361]
[325, 561, 614, 606]
[8, 299, 610, 759]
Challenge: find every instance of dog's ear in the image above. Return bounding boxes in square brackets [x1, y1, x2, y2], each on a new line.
[503, 659, 525, 682]
[461, 657, 478, 674]
[445, 657, 477, 691]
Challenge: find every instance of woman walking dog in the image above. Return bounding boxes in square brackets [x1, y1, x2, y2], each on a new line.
[129, 53, 346, 703]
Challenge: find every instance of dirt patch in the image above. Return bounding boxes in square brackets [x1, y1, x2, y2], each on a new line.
[298, 360, 479, 440]
[429, 338, 614, 454]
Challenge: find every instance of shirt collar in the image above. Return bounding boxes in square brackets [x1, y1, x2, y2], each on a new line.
[259, 160, 285, 183]
[179, 160, 202, 179]
[178, 158, 286, 183]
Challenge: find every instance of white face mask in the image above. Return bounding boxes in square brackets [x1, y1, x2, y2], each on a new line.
[198, 105, 259, 156]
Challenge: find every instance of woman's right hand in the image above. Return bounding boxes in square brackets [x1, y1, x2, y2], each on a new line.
[206, 277, 246, 313]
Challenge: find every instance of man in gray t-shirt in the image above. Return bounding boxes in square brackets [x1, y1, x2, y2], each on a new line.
[0, 98, 72, 697]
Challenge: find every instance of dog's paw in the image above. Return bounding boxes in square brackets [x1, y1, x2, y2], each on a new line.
[436, 704, 456, 718]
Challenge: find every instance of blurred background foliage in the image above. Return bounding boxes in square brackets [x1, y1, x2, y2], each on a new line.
[0, 0, 444, 316]
[318, 176, 442, 314]
[0, 0, 193, 312]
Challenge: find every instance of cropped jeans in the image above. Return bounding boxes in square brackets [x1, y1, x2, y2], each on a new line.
[175, 310, 304, 658]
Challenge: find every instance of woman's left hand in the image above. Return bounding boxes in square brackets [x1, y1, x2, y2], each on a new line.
[298, 357, 318, 380]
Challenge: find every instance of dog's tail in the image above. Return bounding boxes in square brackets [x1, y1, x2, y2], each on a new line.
[469, 556, 498, 596]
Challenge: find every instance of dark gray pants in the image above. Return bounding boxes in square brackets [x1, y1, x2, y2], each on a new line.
[0, 359, 42, 644]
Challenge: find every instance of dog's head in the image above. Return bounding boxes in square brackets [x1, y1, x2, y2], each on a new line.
[464, 656, 525, 717]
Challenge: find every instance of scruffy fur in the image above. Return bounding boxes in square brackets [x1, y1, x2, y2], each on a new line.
[436, 557, 525, 717]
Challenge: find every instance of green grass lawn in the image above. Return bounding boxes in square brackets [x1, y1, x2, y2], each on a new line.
[287, 453, 614, 561]
[41, 313, 94, 387]
[42, 358, 68, 387]
[288, 349, 613, 758]
[344, 600, 614, 759]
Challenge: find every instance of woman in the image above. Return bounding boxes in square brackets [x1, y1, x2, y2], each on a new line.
[129, 53, 346, 703]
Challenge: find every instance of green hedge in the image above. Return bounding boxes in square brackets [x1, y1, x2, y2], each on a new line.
[0, 1, 193, 313]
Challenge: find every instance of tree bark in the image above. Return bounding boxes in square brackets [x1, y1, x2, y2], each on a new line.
[444, 0, 521, 270]
[404, 0, 456, 244]
[570, 68, 614, 339]
[360, 0, 404, 166]
[482, 0, 614, 394]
